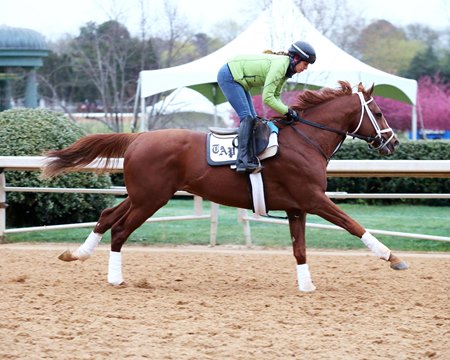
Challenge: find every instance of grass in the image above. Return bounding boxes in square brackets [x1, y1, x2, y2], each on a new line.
[4, 199, 450, 252]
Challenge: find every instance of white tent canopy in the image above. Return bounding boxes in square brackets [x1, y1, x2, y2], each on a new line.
[146, 87, 233, 126]
[137, 0, 417, 134]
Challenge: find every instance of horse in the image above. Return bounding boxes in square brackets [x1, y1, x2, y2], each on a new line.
[42, 81, 408, 292]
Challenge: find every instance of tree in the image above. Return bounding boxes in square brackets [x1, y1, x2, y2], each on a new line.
[355, 20, 424, 74]
[404, 24, 440, 47]
[400, 46, 440, 80]
[439, 50, 450, 82]
[210, 19, 244, 44]
[292, 0, 370, 53]
[38, 47, 89, 118]
[373, 75, 450, 134]
[417, 75, 450, 131]
[69, 20, 139, 132]
[374, 97, 412, 131]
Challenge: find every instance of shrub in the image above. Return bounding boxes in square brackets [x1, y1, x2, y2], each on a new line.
[327, 140, 450, 205]
[0, 109, 115, 227]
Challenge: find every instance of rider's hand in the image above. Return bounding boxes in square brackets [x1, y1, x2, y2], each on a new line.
[286, 108, 299, 121]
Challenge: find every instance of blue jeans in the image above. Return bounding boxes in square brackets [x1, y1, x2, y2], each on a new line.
[217, 64, 256, 123]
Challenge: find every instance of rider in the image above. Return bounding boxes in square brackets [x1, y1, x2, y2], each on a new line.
[217, 41, 316, 173]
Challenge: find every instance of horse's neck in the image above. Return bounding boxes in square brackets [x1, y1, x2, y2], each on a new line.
[306, 95, 359, 130]
[298, 96, 360, 157]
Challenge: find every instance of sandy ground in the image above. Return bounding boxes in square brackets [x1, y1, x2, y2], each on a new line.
[0, 243, 448, 360]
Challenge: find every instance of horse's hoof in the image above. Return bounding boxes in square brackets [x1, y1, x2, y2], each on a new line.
[390, 261, 409, 270]
[58, 250, 78, 262]
[298, 283, 317, 292]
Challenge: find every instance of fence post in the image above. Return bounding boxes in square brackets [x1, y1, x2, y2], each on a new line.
[238, 208, 253, 247]
[209, 202, 219, 246]
[193, 195, 203, 215]
[0, 171, 6, 243]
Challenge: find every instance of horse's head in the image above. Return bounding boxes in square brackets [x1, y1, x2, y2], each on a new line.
[350, 83, 399, 155]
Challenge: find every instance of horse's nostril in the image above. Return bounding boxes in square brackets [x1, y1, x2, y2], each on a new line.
[394, 140, 400, 148]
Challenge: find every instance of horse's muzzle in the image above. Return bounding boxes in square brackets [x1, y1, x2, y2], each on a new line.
[378, 138, 399, 155]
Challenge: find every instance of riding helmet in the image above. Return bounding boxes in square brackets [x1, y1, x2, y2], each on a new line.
[288, 41, 316, 64]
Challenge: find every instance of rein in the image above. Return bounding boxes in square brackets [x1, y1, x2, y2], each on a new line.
[276, 92, 395, 159]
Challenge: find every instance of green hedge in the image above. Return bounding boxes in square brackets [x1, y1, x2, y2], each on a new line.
[328, 140, 450, 205]
[0, 109, 115, 228]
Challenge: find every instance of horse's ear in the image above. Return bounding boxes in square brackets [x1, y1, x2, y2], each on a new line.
[368, 83, 375, 96]
[357, 82, 364, 92]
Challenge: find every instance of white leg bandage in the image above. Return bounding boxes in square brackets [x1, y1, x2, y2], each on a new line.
[73, 231, 103, 261]
[296, 264, 316, 292]
[361, 231, 391, 260]
[108, 251, 124, 285]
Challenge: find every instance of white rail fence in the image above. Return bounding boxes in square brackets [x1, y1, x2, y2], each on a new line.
[239, 160, 450, 245]
[0, 156, 219, 244]
[1, 156, 450, 245]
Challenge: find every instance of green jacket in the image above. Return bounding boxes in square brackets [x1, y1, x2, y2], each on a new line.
[227, 54, 290, 115]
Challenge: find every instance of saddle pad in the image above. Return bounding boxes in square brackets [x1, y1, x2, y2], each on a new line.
[206, 133, 237, 166]
[206, 132, 279, 166]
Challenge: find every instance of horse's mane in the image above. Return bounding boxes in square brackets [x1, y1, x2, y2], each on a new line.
[294, 81, 368, 111]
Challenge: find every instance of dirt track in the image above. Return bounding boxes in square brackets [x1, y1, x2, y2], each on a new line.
[0, 244, 449, 359]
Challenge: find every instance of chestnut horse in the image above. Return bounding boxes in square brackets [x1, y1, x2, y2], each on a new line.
[43, 81, 408, 292]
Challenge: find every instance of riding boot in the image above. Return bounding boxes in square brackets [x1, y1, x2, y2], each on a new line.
[247, 135, 262, 173]
[236, 116, 262, 174]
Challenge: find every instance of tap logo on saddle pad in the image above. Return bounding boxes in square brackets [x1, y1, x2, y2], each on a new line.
[206, 133, 238, 166]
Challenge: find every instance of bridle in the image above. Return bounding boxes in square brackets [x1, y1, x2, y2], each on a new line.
[279, 91, 396, 158]
[350, 92, 395, 151]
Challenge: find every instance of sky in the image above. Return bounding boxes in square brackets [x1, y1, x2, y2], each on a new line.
[0, 0, 448, 41]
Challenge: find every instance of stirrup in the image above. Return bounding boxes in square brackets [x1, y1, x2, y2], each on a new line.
[247, 162, 263, 174]
[235, 158, 262, 174]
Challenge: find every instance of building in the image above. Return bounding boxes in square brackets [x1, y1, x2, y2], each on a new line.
[0, 26, 48, 111]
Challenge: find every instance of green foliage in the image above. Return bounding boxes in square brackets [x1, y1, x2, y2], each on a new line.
[0, 109, 114, 227]
[327, 140, 450, 205]
[356, 20, 424, 74]
[400, 46, 441, 80]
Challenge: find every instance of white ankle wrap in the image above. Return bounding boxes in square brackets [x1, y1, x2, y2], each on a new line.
[73, 232, 102, 260]
[108, 251, 124, 285]
[296, 264, 316, 292]
[361, 231, 391, 260]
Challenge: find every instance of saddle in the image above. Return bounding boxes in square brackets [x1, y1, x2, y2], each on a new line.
[207, 118, 278, 166]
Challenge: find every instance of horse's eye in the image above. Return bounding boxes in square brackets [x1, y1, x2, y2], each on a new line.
[375, 112, 382, 119]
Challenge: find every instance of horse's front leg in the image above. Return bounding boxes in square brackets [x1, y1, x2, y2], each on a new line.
[288, 210, 316, 292]
[58, 198, 131, 262]
[312, 195, 408, 270]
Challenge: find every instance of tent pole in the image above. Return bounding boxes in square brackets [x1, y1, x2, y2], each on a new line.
[138, 75, 147, 132]
[411, 104, 417, 141]
[132, 76, 141, 132]
[140, 95, 147, 132]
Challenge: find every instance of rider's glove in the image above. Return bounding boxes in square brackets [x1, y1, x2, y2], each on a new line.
[286, 108, 299, 121]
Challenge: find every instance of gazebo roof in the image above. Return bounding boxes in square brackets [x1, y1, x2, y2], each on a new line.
[0, 26, 48, 67]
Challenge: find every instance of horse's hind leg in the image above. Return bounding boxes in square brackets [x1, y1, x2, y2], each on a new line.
[288, 210, 316, 292]
[107, 199, 171, 285]
[58, 198, 131, 262]
[311, 195, 408, 270]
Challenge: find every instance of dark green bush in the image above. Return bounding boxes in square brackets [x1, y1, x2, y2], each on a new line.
[328, 140, 450, 205]
[0, 109, 115, 227]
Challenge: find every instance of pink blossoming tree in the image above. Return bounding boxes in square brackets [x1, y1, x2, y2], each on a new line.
[230, 76, 450, 134]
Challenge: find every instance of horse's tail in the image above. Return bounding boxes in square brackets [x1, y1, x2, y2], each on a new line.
[42, 133, 141, 178]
